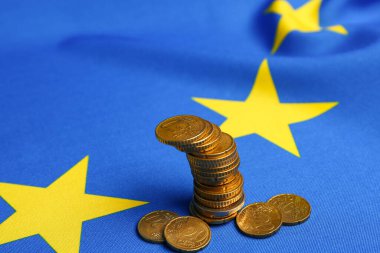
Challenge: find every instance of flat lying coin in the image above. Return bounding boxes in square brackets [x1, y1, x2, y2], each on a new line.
[137, 210, 179, 243]
[236, 202, 282, 238]
[164, 216, 211, 252]
[267, 193, 311, 225]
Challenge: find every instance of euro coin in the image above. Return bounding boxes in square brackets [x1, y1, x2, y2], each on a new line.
[192, 193, 245, 218]
[137, 210, 179, 243]
[194, 172, 243, 201]
[236, 203, 282, 238]
[164, 216, 211, 252]
[267, 193, 311, 225]
[186, 149, 237, 168]
[189, 152, 240, 173]
[190, 159, 240, 178]
[194, 189, 243, 209]
[187, 123, 222, 152]
[189, 201, 237, 225]
[155, 115, 207, 146]
[192, 133, 235, 158]
[194, 171, 238, 186]
[176, 121, 214, 152]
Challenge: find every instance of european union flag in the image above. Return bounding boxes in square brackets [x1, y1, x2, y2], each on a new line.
[1, 0, 379, 252]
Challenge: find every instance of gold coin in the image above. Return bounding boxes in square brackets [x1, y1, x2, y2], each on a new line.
[186, 149, 238, 168]
[176, 121, 213, 150]
[194, 172, 243, 201]
[137, 210, 179, 243]
[155, 115, 207, 146]
[191, 123, 222, 152]
[189, 152, 240, 172]
[189, 201, 237, 225]
[164, 216, 211, 252]
[194, 171, 238, 186]
[267, 194, 311, 225]
[236, 203, 282, 238]
[194, 189, 244, 209]
[192, 193, 245, 218]
[190, 158, 240, 178]
[192, 133, 235, 158]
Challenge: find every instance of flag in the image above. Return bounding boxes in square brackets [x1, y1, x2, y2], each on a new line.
[1, 0, 379, 252]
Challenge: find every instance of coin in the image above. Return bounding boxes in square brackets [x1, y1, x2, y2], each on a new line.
[267, 194, 311, 225]
[194, 171, 238, 186]
[194, 189, 244, 209]
[176, 121, 214, 152]
[236, 203, 282, 238]
[192, 133, 235, 158]
[188, 123, 222, 152]
[137, 210, 179, 243]
[192, 193, 245, 218]
[194, 172, 243, 201]
[190, 159, 240, 178]
[186, 149, 238, 168]
[155, 115, 207, 146]
[189, 201, 237, 225]
[189, 152, 240, 172]
[164, 216, 211, 252]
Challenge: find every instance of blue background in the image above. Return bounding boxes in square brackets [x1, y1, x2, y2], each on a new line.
[0, 0, 380, 252]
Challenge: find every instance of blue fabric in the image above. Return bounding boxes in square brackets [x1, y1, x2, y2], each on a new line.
[1, 0, 380, 252]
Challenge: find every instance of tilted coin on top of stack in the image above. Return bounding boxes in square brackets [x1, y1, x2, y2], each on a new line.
[156, 115, 245, 224]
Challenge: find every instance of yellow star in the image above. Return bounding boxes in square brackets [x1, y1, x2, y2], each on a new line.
[266, 0, 348, 54]
[0, 156, 147, 252]
[193, 59, 338, 157]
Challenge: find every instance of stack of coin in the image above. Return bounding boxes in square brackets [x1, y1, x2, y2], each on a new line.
[156, 115, 245, 224]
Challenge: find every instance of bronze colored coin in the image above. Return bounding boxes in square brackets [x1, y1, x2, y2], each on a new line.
[164, 216, 211, 252]
[191, 168, 239, 185]
[267, 194, 311, 225]
[189, 152, 240, 173]
[192, 133, 235, 158]
[155, 115, 207, 146]
[194, 172, 243, 201]
[176, 121, 213, 151]
[191, 159, 240, 178]
[194, 190, 244, 209]
[236, 203, 282, 238]
[189, 123, 222, 152]
[192, 193, 245, 218]
[194, 170, 238, 186]
[187, 149, 238, 168]
[137, 210, 179, 243]
[189, 201, 237, 225]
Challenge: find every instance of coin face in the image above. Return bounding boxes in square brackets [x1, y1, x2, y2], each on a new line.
[164, 216, 211, 252]
[236, 203, 282, 238]
[267, 194, 311, 225]
[137, 210, 179, 243]
[155, 115, 207, 145]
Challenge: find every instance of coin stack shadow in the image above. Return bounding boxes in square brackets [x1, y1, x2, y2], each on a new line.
[156, 116, 245, 225]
